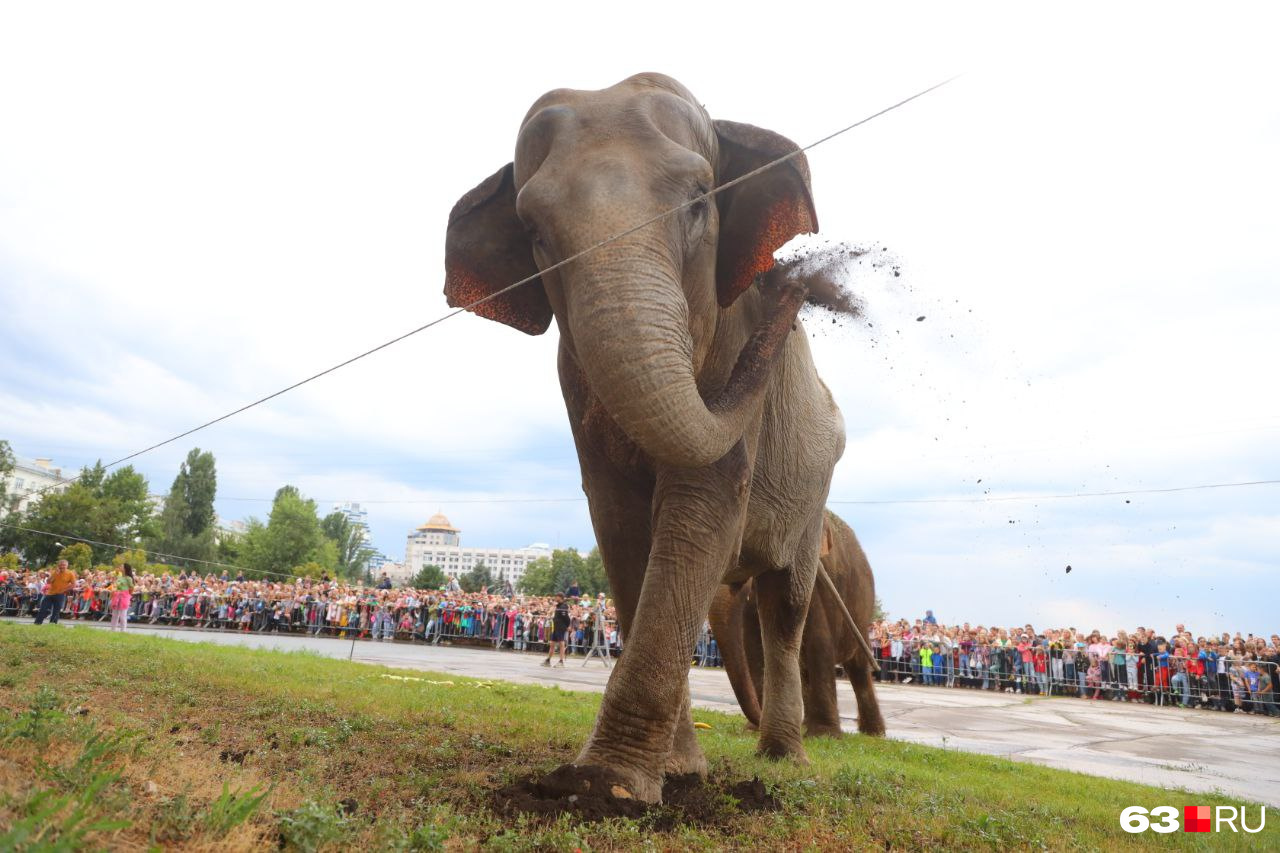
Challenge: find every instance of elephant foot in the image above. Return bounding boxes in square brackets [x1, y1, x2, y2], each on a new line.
[756, 732, 810, 764]
[804, 721, 845, 739]
[665, 726, 708, 778]
[857, 719, 887, 737]
[539, 761, 664, 805]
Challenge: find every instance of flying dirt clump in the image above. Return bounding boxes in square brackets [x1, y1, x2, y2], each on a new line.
[764, 241, 874, 320]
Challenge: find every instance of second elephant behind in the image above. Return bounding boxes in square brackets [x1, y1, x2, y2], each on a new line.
[710, 510, 885, 737]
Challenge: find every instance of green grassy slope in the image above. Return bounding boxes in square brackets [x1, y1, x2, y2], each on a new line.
[0, 623, 1274, 851]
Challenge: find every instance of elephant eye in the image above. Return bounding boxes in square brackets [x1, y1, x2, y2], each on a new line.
[689, 185, 710, 216]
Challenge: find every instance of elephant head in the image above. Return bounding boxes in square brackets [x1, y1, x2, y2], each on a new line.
[444, 73, 817, 468]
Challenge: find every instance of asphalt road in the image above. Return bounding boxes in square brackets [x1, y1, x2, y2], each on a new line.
[20, 619, 1280, 807]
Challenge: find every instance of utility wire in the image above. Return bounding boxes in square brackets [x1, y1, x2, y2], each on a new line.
[207, 477, 1280, 507]
[0, 521, 263, 577]
[9, 75, 961, 508]
[4, 477, 1275, 580]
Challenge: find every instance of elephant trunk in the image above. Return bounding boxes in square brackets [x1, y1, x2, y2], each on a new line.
[564, 245, 804, 470]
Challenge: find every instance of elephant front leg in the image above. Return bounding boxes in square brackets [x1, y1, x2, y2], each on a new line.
[542, 444, 752, 803]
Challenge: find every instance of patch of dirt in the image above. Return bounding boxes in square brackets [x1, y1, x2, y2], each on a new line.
[492, 769, 779, 828]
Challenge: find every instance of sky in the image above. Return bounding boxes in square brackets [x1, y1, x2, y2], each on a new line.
[1, 3, 1277, 635]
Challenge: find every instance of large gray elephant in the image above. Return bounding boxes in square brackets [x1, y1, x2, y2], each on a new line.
[443, 73, 844, 803]
[710, 509, 885, 739]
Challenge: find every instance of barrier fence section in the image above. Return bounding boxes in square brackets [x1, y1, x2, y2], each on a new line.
[867, 639, 1279, 715]
[0, 582, 729, 667]
[7, 584, 1268, 710]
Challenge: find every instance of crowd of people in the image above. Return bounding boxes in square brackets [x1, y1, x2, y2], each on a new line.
[0, 562, 631, 656]
[4, 564, 1274, 716]
[868, 610, 1280, 716]
[0, 562, 729, 664]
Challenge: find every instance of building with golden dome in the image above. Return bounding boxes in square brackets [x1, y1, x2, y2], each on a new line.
[404, 511, 551, 587]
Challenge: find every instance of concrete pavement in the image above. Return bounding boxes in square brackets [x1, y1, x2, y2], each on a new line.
[28, 619, 1280, 807]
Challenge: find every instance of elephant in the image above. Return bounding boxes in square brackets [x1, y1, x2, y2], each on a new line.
[443, 73, 845, 803]
[709, 510, 886, 739]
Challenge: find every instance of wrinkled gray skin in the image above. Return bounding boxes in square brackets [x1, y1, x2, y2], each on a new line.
[710, 510, 886, 739]
[444, 73, 844, 803]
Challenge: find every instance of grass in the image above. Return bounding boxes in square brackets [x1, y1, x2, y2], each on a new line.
[0, 622, 1275, 851]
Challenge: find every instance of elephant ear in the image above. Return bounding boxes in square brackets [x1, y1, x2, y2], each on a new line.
[713, 120, 818, 308]
[444, 163, 552, 335]
[819, 522, 834, 558]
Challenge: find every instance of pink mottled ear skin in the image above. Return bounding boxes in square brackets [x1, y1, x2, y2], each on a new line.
[713, 120, 818, 308]
[444, 163, 552, 336]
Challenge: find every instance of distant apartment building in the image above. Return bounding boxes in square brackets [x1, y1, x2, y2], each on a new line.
[404, 512, 551, 587]
[2, 457, 71, 515]
[332, 501, 377, 573]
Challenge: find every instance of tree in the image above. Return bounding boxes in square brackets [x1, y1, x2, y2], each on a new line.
[0, 439, 14, 514]
[292, 561, 329, 579]
[579, 547, 610, 596]
[551, 547, 586, 596]
[320, 511, 376, 581]
[872, 597, 886, 622]
[240, 486, 333, 579]
[411, 564, 446, 590]
[517, 556, 555, 595]
[151, 448, 218, 565]
[459, 561, 494, 593]
[1, 462, 154, 565]
[58, 542, 93, 572]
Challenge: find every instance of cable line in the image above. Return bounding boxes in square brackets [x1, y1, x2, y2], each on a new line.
[9, 75, 961, 507]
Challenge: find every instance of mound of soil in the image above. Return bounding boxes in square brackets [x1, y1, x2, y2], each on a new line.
[492, 769, 779, 828]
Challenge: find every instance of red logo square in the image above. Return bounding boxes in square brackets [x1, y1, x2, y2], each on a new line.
[1184, 805, 1211, 833]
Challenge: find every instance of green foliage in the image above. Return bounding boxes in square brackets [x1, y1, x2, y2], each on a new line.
[0, 551, 19, 572]
[205, 782, 271, 835]
[579, 547, 610, 596]
[1, 686, 66, 746]
[0, 438, 14, 512]
[320, 511, 376, 581]
[150, 448, 218, 565]
[516, 556, 554, 595]
[241, 486, 334, 580]
[0, 770, 131, 851]
[873, 597, 887, 622]
[411, 564, 446, 590]
[292, 561, 329, 580]
[40, 730, 140, 791]
[277, 800, 350, 851]
[112, 549, 147, 571]
[517, 548, 609, 596]
[458, 561, 493, 593]
[56, 543, 92, 573]
[1, 462, 153, 565]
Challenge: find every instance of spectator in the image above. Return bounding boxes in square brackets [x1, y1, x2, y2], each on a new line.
[33, 560, 76, 626]
[109, 563, 135, 632]
[543, 592, 570, 668]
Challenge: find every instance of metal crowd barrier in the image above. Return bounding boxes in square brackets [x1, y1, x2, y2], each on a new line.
[868, 640, 1279, 715]
[1, 585, 637, 660]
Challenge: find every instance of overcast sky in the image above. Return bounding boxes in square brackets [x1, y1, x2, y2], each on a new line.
[2, 3, 1276, 635]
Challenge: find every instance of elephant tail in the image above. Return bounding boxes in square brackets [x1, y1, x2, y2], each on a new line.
[815, 563, 879, 673]
[708, 583, 763, 727]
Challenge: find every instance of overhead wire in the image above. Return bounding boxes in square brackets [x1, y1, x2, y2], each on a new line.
[8, 75, 962, 509]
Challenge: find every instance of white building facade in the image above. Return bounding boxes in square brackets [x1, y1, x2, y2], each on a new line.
[404, 512, 551, 587]
[2, 457, 71, 515]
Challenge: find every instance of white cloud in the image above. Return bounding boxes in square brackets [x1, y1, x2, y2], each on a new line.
[1, 3, 1276, 635]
